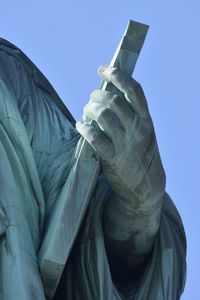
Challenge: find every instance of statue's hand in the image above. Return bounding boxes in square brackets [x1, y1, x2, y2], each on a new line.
[76, 65, 165, 213]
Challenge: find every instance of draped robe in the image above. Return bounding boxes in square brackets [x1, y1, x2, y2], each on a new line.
[0, 38, 186, 300]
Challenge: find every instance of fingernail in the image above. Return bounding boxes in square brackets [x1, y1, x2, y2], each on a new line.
[97, 64, 108, 75]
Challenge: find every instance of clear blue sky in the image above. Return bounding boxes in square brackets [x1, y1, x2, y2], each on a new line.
[1, 1, 199, 298]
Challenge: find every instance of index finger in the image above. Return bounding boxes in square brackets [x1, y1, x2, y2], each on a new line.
[98, 65, 149, 118]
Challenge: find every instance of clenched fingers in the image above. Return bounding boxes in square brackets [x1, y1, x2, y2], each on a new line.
[98, 65, 149, 118]
[88, 90, 135, 125]
[76, 121, 114, 159]
[83, 102, 126, 145]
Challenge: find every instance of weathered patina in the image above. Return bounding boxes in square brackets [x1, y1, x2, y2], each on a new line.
[0, 21, 186, 300]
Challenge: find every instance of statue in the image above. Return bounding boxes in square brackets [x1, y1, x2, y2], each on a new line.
[0, 20, 186, 300]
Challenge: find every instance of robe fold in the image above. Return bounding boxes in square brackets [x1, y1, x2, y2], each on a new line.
[0, 38, 186, 300]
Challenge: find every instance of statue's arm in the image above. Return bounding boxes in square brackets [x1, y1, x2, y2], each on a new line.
[76, 64, 166, 283]
[103, 156, 164, 251]
[102, 165, 164, 282]
[101, 100, 165, 285]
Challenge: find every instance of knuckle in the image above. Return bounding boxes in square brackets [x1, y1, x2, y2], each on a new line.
[89, 89, 99, 99]
[89, 129, 100, 144]
[110, 67, 119, 79]
[83, 103, 89, 114]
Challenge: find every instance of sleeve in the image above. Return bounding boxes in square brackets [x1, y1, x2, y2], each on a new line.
[53, 184, 186, 300]
[133, 192, 187, 300]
